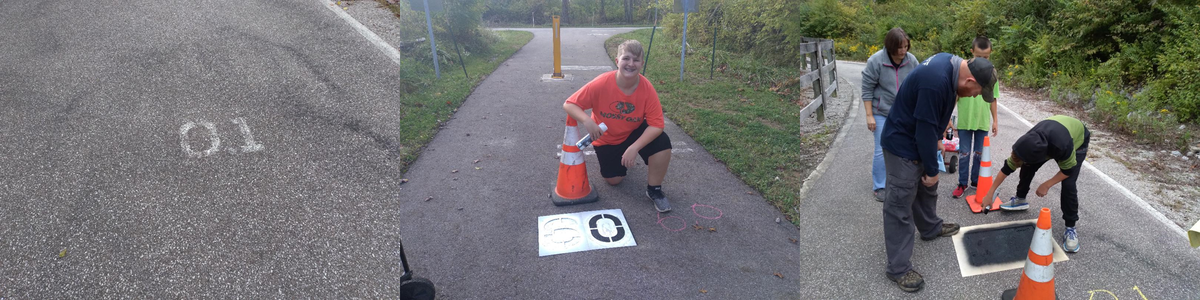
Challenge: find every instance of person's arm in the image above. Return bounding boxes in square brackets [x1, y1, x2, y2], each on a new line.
[938, 120, 954, 151]
[621, 126, 664, 167]
[990, 101, 999, 136]
[984, 157, 1021, 210]
[1036, 171, 1070, 197]
[861, 61, 879, 131]
[913, 88, 943, 179]
[864, 101, 877, 131]
[563, 102, 602, 140]
[982, 171, 1009, 209]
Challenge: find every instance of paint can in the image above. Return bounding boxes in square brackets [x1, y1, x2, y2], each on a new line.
[575, 123, 609, 148]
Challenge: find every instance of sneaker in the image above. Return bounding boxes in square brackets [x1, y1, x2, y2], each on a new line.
[1063, 227, 1080, 253]
[647, 186, 672, 213]
[921, 223, 961, 241]
[970, 181, 978, 188]
[887, 270, 925, 293]
[874, 188, 885, 202]
[1000, 196, 1030, 211]
[952, 185, 967, 198]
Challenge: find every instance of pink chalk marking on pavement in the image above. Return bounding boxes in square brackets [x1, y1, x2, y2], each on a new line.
[657, 212, 687, 232]
[691, 204, 723, 220]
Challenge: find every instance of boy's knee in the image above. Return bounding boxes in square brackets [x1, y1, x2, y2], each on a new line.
[605, 177, 624, 185]
[649, 149, 672, 161]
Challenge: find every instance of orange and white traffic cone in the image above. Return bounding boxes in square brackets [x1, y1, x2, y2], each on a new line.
[966, 136, 1002, 213]
[1001, 207, 1059, 299]
[551, 117, 599, 206]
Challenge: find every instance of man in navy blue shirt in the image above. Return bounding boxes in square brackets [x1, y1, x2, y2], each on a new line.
[880, 53, 996, 292]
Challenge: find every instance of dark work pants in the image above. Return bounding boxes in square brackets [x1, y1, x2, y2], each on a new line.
[1014, 129, 1090, 228]
[882, 150, 945, 278]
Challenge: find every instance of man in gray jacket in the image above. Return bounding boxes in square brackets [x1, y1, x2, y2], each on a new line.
[861, 27, 919, 201]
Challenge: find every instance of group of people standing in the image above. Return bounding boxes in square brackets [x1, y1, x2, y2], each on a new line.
[861, 28, 1090, 293]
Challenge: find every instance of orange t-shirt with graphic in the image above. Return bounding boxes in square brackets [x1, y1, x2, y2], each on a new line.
[565, 71, 665, 146]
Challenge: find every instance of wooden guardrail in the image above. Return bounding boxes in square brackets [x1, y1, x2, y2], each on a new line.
[794, 37, 837, 123]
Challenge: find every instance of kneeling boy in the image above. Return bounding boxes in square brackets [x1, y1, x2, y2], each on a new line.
[562, 40, 673, 212]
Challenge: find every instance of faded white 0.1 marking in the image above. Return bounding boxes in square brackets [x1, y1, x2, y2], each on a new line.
[180, 121, 221, 158]
[180, 117, 266, 158]
[231, 117, 265, 153]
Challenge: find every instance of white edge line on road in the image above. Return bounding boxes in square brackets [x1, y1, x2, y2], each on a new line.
[998, 102, 1188, 239]
[321, 1, 405, 68]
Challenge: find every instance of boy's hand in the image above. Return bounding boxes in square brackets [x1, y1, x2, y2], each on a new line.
[992, 123, 999, 136]
[583, 120, 603, 141]
[621, 148, 639, 167]
[1036, 181, 1052, 197]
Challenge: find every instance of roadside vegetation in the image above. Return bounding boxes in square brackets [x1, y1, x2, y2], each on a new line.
[649, 0, 1199, 151]
[607, 29, 839, 222]
[376, 0, 534, 170]
[482, 0, 657, 27]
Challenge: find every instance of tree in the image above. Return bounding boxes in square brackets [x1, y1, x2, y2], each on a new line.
[600, 0, 606, 21]
[562, 0, 570, 24]
[624, 0, 633, 23]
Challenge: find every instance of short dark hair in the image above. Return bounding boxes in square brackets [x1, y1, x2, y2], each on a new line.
[973, 36, 991, 50]
[884, 28, 909, 57]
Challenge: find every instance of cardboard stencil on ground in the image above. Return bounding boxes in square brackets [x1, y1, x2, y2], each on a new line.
[952, 219, 1069, 277]
[538, 209, 637, 256]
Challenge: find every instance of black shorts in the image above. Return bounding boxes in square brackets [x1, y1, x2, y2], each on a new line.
[593, 122, 672, 178]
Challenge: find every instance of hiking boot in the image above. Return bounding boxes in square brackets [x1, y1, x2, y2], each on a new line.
[1000, 196, 1030, 211]
[1064, 227, 1080, 253]
[951, 185, 967, 198]
[647, 186, 672, 213]
[887, 270, 925, 293]
[921, 223, 961, 241]
[874, 188, 885, 202]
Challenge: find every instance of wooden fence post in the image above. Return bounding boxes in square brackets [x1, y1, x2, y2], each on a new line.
[813, 46, 826, 123]
[795, 38, 836, 124]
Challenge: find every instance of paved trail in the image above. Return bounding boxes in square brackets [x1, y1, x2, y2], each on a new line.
[2, 1, 1196, 297]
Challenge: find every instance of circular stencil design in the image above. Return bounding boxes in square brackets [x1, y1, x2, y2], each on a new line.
[541, 217, 584, 250]
[588, 214, 626, 243]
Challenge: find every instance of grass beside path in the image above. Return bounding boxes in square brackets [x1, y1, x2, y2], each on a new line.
[606, 29, 839, 223]
[394, 30, 532, 172]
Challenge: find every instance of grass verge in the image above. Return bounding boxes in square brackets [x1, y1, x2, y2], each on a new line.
[606, 29, 839, 223]
[393, 30, 533, 171]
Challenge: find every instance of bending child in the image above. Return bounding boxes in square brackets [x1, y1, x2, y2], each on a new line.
[982, 115, 1090, 253]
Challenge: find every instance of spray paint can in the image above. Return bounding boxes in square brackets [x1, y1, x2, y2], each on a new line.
[575, 123, 609, 148]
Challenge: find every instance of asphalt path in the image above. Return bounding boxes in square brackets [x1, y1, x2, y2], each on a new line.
[395, 27, 824, 299]
[2, 1, 421, 297]
[3, 0, 1197, 297]
[797, 60, 1200, 298]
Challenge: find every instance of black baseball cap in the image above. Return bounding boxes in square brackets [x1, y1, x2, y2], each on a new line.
[967, 57, 997, 103]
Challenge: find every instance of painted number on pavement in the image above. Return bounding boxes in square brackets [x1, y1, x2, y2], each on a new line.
[180, 117, 264, 158]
